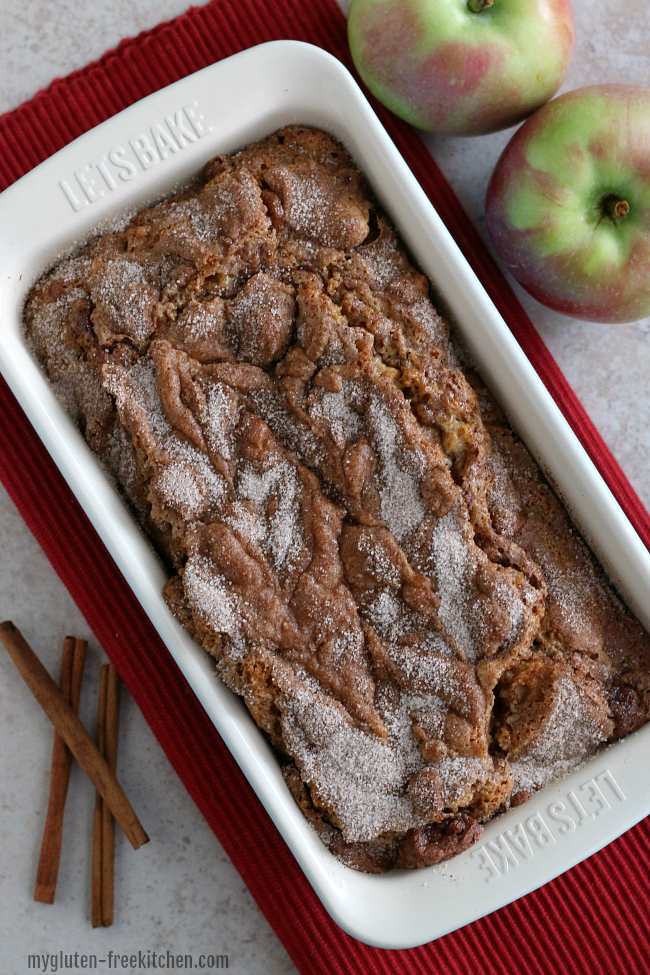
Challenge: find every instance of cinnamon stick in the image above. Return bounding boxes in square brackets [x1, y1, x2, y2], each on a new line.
[101, 664, 120, 926]
[70, 638, 87, 714]
[34, 636, 87, 904]
[92, 665, 108, 927]
[0, 622, 148, 850]
[91, 798, 103, 926]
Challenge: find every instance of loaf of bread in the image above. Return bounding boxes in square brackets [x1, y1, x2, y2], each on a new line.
[25, 126, 650, 872]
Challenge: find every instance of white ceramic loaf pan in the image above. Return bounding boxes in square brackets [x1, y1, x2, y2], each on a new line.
[1, 41, 650, 949]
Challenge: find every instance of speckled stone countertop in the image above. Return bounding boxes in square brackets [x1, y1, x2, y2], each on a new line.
[0, 1, 648, 972]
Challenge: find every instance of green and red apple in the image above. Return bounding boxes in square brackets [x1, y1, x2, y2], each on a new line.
[486, 85, 650, 324]
[347, 0, 575, 136]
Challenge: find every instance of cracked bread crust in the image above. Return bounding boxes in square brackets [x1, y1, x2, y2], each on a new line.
[25, 125, 650, 872]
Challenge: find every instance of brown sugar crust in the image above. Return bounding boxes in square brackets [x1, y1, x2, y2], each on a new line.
[25, 126, 650, 872]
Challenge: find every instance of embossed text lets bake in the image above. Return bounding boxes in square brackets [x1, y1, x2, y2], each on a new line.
[59, 102, 211, 212]
[470, 769, 626, 882]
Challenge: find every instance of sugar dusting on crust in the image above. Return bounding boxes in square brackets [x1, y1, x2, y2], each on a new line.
[509, 677, 606, 793]
[104, 356, 228, 519]
[202, 382, 240, 462]
[367, 394, 427, 542]
[429, 507, 476, 658]
[311, 390, 363, 450]
[281, 682, 421, 842]
[184, 553, 246, 656]
[237, 459, 304, 575]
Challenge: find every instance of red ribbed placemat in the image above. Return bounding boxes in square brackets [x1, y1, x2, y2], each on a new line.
[2, 1, 650, 972]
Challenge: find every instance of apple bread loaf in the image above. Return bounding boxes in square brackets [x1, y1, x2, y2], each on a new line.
[24, 126, 650, 873]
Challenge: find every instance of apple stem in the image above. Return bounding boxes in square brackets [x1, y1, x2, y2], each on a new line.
[603, 195, 630, 222]
[467, 0, 493, 11]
